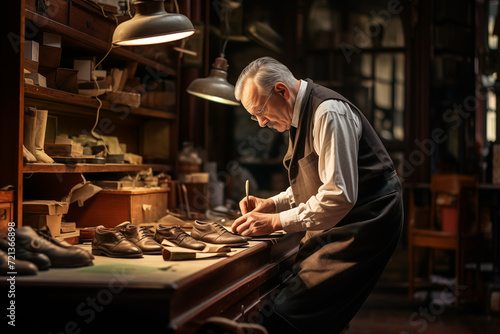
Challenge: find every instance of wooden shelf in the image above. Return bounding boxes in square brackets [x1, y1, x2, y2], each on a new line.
[24, 83, 176, 120]
[25, 9, 176, 76]
[23, 163, 173, 174]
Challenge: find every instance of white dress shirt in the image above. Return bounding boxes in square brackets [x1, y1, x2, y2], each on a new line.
[270, 80, 362, 232]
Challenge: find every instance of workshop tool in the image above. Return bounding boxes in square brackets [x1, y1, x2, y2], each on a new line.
[245, 179, 250, 210]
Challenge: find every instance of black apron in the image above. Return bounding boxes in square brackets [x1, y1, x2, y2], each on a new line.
[264, 80, 403, 334]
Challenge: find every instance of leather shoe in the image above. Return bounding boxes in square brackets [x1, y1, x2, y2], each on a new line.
[116, 221, 162, 255]
[0, 249, 38, 276]
[92, 225, 143, 258]
[155, 224, 206, 250]
[191, 221, 248, 246]
[15, 226, 93, 268]
[0, 237, 51, 270]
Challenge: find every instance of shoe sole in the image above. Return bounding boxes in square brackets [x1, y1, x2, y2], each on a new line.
[141, 250, 162, 255]
[91, 249, 143, 258]
[193, 237, 248, 247]
[160, 239, 206, 251]
[214, 242, 248, 247]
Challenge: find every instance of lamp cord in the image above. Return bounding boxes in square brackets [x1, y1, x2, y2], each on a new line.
[173, 0, 187, 59]
[90, 44, 115, 149]
[91, 0, 120, 24]
[220, 2, 232, 57]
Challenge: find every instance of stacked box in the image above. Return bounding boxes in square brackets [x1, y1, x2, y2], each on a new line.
[0, 191, 14, 235]
[44, 143, 84, 157]
[64, 188, 169, 228]
[23, 200, 69, 236]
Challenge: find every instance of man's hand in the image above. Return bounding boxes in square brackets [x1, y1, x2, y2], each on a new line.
[231, 212, 282, 236]
[239, 196, 276, 215]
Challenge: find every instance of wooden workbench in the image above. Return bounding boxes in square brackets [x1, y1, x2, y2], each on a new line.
[7, 232, 302, 333]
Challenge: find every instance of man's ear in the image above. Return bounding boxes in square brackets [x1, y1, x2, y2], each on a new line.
[275, 82, 290, 100]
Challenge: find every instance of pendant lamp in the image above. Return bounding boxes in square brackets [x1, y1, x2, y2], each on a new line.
[186, 0, 239, 106]
[187, 55, 240, 106]
[112, 0, 195, 46]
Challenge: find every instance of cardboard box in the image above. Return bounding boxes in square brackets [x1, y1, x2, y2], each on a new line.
[60, 222, 76, 233]
[25, 40, 39, 62]
[39, 45, 61, 68]
[43, 32, 62, 48]
[73, 59, 94, 81]
[23, 200, 69, 215]
[93, 69, 107, 80]
[23, 214, 63, 237]
[56, 68, 79, 93]
[44, 143, 84, 157]
[64, 188, 169, 228]
[105, 91, 141, 108]
[39, 66, 57, 88]
[24, 73, 47, 87]
[23, 200, 69, 236]
[24, 58, 39, 73]
[0, 191, 14, 235]
[39, 67, 79, 93]
[93, 180, 135, 190]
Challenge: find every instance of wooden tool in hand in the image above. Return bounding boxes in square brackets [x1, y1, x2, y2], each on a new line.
[245, 179, 250, 211]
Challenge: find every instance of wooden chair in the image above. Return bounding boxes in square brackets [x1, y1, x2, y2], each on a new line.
[408, 174, 481, 308]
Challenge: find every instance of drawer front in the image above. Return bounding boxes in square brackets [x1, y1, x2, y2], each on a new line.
[130, 192, 168, 225]
[0, 202, 12, 235]
[69, 1, 114, 43]
[36, 0, 70, 25]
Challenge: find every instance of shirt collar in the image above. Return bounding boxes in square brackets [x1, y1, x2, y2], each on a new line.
[291, 79, 308, 128]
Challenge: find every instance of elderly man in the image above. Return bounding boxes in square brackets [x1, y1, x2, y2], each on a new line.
[230, 57, 403, 334]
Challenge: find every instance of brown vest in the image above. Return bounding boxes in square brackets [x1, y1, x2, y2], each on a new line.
[283, 79, 394, 232]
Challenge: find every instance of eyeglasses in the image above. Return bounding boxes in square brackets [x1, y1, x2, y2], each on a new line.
[250, 88, 274, 121]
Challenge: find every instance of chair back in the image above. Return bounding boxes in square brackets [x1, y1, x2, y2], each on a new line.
[429, 174, 478, 234]
[430, 174, 476, 196]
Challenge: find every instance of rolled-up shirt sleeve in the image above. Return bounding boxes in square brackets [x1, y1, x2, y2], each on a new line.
[274, 100, 362, 233]
[270, 186, 295, 212]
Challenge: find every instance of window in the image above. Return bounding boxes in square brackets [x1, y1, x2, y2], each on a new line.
[305, 0, 406, 142]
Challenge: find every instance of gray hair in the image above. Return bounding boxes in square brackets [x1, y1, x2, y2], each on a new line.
[234, 57, 296, 101]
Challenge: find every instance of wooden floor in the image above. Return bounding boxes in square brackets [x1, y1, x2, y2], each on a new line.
[349, 288, 500, 334]
[347, 243, 500, 334]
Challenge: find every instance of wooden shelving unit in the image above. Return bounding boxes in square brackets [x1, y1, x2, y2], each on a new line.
[0, 0, 183, 227]
[25, 8, 176, 76]
[23, 163, 172, 174]
[24, 83, 176, 120]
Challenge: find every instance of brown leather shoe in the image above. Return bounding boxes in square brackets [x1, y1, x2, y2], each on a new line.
[1, 249, 38, 276]
[116, 222, 162, 255]
[191, 221, 248, 246]
[0, 237, 51, 270]
[16, 226, 94, 268]
[92, 226, 143, 258]
[155, 224, 206, 250]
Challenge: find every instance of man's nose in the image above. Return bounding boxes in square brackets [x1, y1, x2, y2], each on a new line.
[258, 117, 268, 127]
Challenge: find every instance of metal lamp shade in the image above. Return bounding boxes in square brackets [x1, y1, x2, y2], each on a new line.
[187, 57, 240, 106]
[112, 0, 195, 46]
